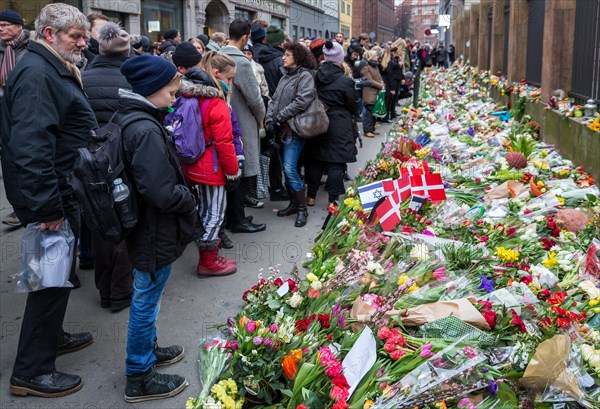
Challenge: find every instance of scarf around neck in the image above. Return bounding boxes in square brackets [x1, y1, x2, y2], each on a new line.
[35, 38, 83, 89]
[0, 29, 27, 87]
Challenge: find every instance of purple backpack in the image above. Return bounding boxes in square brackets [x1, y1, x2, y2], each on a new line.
[164, 97, 210, 164]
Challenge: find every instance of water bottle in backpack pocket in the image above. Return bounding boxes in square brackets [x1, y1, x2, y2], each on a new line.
[69, 113, 141, 244]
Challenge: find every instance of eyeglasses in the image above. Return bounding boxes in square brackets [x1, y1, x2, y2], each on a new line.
[0, 23, 16, 28]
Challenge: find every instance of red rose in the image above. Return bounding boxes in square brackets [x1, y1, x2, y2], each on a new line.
[274, 277, 284, 286]
[537, 289, 551, 300]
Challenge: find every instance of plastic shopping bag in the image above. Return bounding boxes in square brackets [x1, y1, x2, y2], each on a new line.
[15, 220, 75, 292]
[373, 90, 387, 118]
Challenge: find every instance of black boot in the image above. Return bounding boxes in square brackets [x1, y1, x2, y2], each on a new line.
[294, 187, 308, 228]
[218, 228, 234, 249]
[277, 189, 296, 217]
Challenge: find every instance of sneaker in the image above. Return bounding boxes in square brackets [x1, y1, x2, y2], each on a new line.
[124, 368, 188, 403]
[2, 212, 22, 227]
[244, 195, 264, 208]
[58, 332, 93, 355]
[154, 342, 184, 367]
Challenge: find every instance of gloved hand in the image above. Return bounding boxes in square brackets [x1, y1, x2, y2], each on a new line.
[237, 156, 245, 172]
[361, 79, 373, 88]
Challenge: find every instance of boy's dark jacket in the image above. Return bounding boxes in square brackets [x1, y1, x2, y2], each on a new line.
[117, 89, 197, 272]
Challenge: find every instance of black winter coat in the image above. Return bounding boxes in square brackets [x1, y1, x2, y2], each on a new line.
[158, 39, 178, 54]
[382, 57, 403, 91]
[307, 62, 359, 164]
[257, 44, 284, 96]
[1, 41, 97, 224]
[82, 55, 131, 125]
[116, 90, 197, 272]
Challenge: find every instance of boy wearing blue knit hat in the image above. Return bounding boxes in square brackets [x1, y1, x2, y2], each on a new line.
[117, 54, 197, 402]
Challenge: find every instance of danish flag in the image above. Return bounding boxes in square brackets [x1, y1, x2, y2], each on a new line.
[375, 189, 403, 231]
[409, 173, 447, 202]
[382, 177, 412, 201]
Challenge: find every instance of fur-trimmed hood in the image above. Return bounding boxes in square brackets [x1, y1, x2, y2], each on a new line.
[179, 79, 224, 100]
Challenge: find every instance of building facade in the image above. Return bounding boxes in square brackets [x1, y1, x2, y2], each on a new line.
[0, 0, 290, 44]
[322, 0, 339, 40]
[399, 0, 440, 45]
[352, 0, 396, 44]
[289, 0, 325, 40]
[339, 0, 352, 40]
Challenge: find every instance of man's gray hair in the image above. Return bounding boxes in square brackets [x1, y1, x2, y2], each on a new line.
[35, 3, 90, 39]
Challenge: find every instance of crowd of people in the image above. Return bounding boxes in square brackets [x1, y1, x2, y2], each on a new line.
[0, 2, 449, 403]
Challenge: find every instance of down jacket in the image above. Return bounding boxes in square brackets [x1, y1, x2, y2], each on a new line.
[81, 54, 131, 125]
[179, 81, 240, 186]
[116, 90, 197, 272]
[265, 66, 315, 136]
[307, 62, 358, 164]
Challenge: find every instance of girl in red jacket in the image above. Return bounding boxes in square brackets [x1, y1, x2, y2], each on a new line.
[180, 52, 240, 276]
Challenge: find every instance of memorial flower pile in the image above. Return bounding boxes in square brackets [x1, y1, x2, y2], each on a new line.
[188, 66, 600, 409]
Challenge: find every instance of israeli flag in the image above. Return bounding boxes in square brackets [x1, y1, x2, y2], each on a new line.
[358, 181, 385, 211]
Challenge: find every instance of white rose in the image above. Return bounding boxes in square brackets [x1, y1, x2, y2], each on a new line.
[579, 281, 600, 300]
[288, 293, 304, 308]
[310, 280, 322, 290]
[581, 344, 594, 361]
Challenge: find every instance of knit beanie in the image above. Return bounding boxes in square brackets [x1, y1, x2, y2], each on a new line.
[172, 42, 202, 67]
[197, 33, 209, 47]
[163, 29, 178, 40]
[121, 54, 177, 97]
[323, 40, 344, 64]
[0, 9, 23, 26]
[251, 25, 266, 43]
[266, 25, 285, 46]
[98, 22, 130, 57]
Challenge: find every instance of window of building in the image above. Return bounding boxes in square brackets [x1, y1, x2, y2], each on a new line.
[1, 0, 82, 28]
[142, 0, 184, 43]
[341, 2, 345, 14]
[319, 30, 322, 37]
[293, 25, 298, 40]
[300, 27, 305, 38]
[271, 16, 284, 29]
[308, 28, 312, 36]
[234, 8, 254, 21]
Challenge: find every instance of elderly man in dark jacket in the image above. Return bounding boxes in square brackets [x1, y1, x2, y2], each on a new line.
[81, 21, 134, 312]
[1, 3, 97, 397]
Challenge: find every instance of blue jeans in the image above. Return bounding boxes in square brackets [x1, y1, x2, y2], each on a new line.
[126, 264, 171, 376]
[281, 136, 305, 192]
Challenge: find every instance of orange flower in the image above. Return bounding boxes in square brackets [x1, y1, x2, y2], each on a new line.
[282, 355, 298, 379]
[290, 349, 303, 363]
[239, 316, 249, 327]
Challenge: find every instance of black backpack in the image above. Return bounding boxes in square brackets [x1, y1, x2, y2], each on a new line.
[69, 113, 144, 244]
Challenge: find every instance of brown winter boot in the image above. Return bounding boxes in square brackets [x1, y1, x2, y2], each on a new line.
[197, 247, 236, 277]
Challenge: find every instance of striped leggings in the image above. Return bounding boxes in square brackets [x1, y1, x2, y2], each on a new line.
[192, 184, 227, 245]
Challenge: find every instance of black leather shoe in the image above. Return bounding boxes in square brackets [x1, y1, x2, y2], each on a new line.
[270, 189, 289, 201]
[225, 215, 252, 230]
[10, 371, 82, 397]
[230, 220, 266, 233]
[110, 297, 131, 313]
[69, 272, 81, 289]
[58, 332, 93, 355]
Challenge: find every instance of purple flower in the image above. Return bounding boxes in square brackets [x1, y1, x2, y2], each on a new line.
[478, 276, 495, 293]
[263, 338, 273, 348]
[467, 126, 475, 136]
[230, 341, 239, 350]
[252, 336, 263, 346]
[332, 303, 342, 316]
[486, 381, 498, 395]
[227, 317, 235, 327]
[269, 323, 278, 333]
